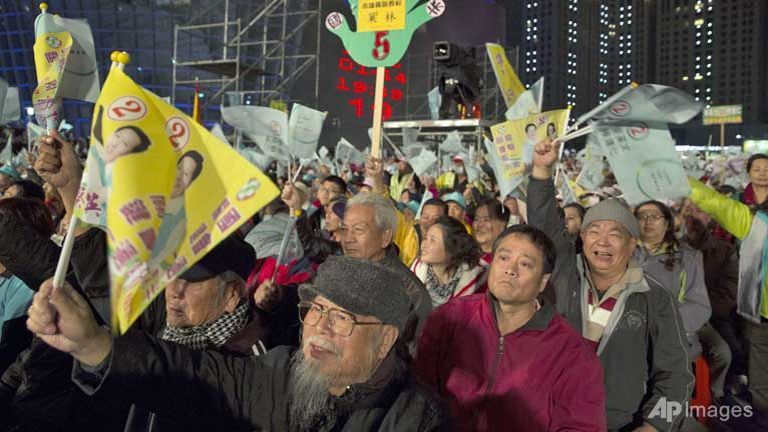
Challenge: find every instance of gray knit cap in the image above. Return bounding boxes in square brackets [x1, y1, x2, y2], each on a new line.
[581, 198, 640, 238]
[299, 256, 410, 330]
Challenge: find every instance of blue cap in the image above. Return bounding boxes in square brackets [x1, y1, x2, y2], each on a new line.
[0, 165, 20, 180]
[441, 191, 466, 209]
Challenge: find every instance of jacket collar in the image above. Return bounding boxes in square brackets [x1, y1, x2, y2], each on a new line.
[485, 290, 555, 334]
[578, 255, 649, 296]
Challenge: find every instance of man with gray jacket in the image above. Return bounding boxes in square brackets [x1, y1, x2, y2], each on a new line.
[527, 139, 694, 432]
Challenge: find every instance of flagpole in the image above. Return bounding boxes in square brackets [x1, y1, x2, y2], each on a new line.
[52, 52, 131, 290]
[568, 82, 638, 133]
[370, 67, 386, 157]
[553, 124, 595, 144]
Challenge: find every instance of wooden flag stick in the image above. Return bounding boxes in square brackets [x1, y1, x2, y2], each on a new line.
[370, 66, 386, 158]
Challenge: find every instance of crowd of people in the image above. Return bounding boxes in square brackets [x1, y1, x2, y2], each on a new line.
[0, 120, 767, 432]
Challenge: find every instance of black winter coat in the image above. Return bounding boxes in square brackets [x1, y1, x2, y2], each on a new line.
[74, 332, 449, 432]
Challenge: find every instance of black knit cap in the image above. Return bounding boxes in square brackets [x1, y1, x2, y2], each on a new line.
[178, 235, 255, 282]
[299, 256, 410, 330]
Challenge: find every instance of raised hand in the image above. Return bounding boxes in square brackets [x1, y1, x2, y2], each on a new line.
[281, 183, 302, 212]
[27, 278, 112, 366]
[253, 279, 282, 312]
[531, 138, 560, 180]
[364, 154, 386, 193]
[34, 130, 82, 190]
[325, 0, 446, 67]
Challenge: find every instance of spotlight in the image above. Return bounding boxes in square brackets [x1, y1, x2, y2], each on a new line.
[433, 42, 484, 119]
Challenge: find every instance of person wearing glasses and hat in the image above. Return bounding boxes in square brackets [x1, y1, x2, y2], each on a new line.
[26, 256, 448, 431]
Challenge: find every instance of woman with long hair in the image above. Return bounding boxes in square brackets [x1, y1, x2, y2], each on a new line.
[410, 216, 486, 307]
[634, 200, 711, 358]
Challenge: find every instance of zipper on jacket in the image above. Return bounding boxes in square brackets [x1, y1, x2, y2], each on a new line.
[471, 336, 505, 427]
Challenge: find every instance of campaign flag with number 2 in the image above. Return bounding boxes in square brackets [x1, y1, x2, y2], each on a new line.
[74, 68, 279, 334]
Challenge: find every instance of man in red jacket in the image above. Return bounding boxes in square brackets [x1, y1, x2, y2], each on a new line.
[414, 224, 606, 431]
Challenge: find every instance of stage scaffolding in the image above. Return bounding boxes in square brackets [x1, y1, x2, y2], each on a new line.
[171, 0, 321, 111]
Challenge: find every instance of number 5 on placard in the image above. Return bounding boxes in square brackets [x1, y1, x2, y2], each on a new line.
[373, 31, 390, 61]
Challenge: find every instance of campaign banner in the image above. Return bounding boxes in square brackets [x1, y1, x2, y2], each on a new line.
[75, 68, 279, 333]
[592, 121, 690, 205]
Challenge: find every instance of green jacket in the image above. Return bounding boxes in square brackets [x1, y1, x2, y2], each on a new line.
[688, 178, 768, 323]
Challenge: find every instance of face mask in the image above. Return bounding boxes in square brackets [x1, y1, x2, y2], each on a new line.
[508, 215, 521, 226]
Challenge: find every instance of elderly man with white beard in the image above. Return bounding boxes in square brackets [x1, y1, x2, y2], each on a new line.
[26, 256, 448, 431]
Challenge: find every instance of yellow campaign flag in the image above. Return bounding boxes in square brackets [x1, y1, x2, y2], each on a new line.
[32, 31, 72, 129]
[485, 43, 526, 109]
[74, 68, 280, 333]
[490, 109, 571, 181]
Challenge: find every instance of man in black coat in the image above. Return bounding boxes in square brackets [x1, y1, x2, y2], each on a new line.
[27, 256, 448, 431]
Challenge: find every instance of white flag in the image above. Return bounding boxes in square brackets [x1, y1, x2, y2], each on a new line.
[403, 127, 420, 148]
[1, 133, 13, 165]
[441, 130, 463, 154]
[483, 137, 524, 199]
[409, 148, 438, 177]
[238, 146, 272, 170]
[27, 122, 46, 151]
[587, 84, 702, 125]
[58, 119, 73, 132]
[335, 138, 365, 165]
[427, 87, 441, 120]
[210, 123, 229, 144]
[576, 159, 605, 191]
[415, 189, 434, 219]
[505, 77, 544, 121]
[465, 146, 480, 183]
[288, 103, 326, 159]
[402, 145, 423, 160]
[34, 13, 100, 103]
[593, 121, 690, 205]
[221, 106, 289, 161]
[0, 84, 20, 124]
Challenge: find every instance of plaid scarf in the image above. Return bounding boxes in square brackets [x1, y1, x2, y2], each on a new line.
[425, 265, 463, 306]
[161, 301, 249, 350]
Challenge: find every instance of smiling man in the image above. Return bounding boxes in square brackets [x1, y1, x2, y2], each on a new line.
[525, 139, 693, 432]
[26, 256, 447, 431]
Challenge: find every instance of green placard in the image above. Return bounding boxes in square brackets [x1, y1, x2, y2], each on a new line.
[325, 0, 446, 68]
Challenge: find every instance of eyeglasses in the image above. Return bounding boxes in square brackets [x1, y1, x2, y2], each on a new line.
[298, 301, 383, 337]
[637, 214, 664, 223]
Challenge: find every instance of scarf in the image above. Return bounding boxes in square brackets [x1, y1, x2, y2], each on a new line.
[425, 265, 463, 306]
[161, 301, 249, 350]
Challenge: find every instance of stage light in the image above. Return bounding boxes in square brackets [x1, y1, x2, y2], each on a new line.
[433, 42, 484, 119]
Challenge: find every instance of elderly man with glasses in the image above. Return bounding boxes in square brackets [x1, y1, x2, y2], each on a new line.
[26, 256, 447, 431]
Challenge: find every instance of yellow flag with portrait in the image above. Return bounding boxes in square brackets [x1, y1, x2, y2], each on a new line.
[74, 68, 279, 333]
